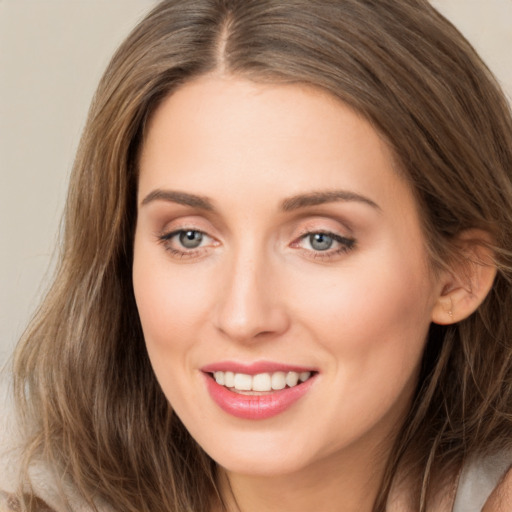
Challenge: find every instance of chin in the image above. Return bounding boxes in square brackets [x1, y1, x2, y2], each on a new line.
[196, 430, 320, 477]
[216, 453, 311, 478]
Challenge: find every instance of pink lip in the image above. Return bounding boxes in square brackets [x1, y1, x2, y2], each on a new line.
[201, 362, 317, 420]
[201, 360, 316, 375]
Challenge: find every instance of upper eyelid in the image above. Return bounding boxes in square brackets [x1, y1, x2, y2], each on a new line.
[295, 231, 355, 247]
[145, 207, 226, 235]
[293, 223, 354, 241]
[291, 214, 354, 231]
[296, 227, 350, 237]
[160, 227, 206, 237]
[158, 221, 216, 237]
[159, 228, 214, 243]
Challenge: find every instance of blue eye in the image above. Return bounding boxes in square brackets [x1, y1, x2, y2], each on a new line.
[157, 228, 213, 257]
[179, 230, 204, 249]
[308, 233, 334, 251]
[295, 231, 356, 259]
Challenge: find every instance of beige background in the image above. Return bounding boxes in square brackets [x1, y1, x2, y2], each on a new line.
[1, 1, 511, 367]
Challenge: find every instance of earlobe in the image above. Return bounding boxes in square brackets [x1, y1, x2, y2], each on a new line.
[431, 230, 497, 325]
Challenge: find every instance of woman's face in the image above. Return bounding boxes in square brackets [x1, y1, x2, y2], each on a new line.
[133, 76, 444, 477]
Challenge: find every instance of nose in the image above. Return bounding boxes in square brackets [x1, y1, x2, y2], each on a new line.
[213, 249, 290, 343]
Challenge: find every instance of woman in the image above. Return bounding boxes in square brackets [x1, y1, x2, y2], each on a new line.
[2, 0, 512, 511]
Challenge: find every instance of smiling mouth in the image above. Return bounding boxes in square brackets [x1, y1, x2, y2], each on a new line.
[208, 370, 314, 394]
[203, 367, 318, 419]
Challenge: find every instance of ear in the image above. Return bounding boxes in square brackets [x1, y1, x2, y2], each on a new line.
[431, 230, 497, 325]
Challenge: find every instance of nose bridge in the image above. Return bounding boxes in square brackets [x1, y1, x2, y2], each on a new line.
[214, 240, 288, 342]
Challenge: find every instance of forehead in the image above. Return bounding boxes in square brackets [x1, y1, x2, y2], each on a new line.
[138, 75, 417, 222]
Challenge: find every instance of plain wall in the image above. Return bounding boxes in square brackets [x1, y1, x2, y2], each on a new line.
[1, 0, 511, 367]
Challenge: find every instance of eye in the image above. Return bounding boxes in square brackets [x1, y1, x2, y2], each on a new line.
[157, 228, 217, 258]
[178, 230, 204, 249]
[292, 230, 356, 259]
[308, 233, 335, 251]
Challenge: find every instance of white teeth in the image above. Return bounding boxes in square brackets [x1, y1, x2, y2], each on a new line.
[234, 373, 252, 391]
[285, 371, 299, 387]
[212, 370, 313, 392]
[271, 371, 286, 390]
[299, 371, 311, 382]
[224, 371, 235, 388]
[253, 373, 272, 391]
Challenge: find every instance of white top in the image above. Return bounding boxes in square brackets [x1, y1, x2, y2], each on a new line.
[452, 451, 511, 512]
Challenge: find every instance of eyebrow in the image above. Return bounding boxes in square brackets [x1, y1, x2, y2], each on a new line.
[140, 188, 380, 212]
[141, 189, 214, 210]
[280, 190, 380, 211]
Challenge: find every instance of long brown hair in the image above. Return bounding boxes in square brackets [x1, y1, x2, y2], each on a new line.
[13, 1, 512, 511]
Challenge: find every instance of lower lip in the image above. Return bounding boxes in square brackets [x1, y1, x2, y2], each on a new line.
[204, 373, 316, 420]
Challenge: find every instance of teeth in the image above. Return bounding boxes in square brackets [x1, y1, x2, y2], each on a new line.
[285, 371, 299, 387]
[271, 371, 286, 390]
[212, 370, 312, 392]
[299, 371, 311, 382]
[253, 373, 271, 391]
[234, 373, 252, 391]
[224, 371, 235, 388]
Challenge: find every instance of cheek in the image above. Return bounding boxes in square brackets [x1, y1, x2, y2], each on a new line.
[132, 240, 205, 386]
[282, 257, 433, 447]
[288, 249, 434, 374]
[133, 238, 212, 342]
[132, 248, 210, 408]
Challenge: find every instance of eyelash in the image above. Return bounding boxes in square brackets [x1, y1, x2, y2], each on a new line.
[156, 229, 214, 259]
[292, 231, 356, 260]
[156, 228, 356, 260]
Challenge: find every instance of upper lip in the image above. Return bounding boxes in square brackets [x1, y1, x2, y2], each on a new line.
[200, 360, 317, 375]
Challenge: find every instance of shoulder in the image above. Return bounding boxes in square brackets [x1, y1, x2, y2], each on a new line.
[483, 465, 512, 511]
[453, 451, 512, 512]
[0, 376, 111, 512]
[0, 374, 22, 493]
[0, 376, 73, 512]
[0, 491, 56, 512]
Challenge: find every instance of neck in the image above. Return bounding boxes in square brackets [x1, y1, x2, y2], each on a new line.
[386, 458, 462, 512]
[216, 438, 391, 512]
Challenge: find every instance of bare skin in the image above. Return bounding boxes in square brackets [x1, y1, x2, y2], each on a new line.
[134, 75, 498, 512]
[135, 76, 439, 512]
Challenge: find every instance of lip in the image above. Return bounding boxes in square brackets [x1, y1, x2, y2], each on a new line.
[201, 360, 316, 375]
[201, 362, 318, 420]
